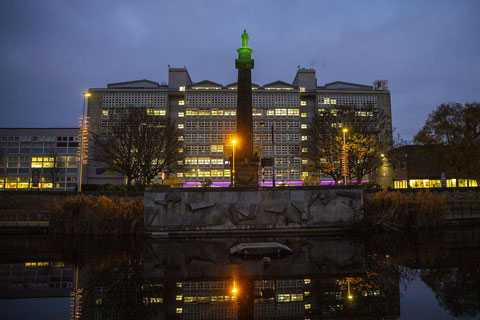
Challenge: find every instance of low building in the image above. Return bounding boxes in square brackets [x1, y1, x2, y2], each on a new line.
[0, 128, 80, 191]
[389, 145, 478, 189]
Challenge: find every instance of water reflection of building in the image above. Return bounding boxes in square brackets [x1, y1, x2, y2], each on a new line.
[0, 260, 73, 299]
[140, 238, 400, 319]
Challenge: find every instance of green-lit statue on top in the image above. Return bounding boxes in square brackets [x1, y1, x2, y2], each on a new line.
[236, 29, 254, 69]
[241, 29, 249, 48]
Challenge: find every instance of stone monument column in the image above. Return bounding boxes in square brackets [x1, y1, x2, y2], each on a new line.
[235, 30, 258, 187]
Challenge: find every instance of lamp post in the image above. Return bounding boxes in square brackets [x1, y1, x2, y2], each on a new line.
[342, 128, 349, 186]
[231, 137, 237, 187]
[78, 91, 91, 193]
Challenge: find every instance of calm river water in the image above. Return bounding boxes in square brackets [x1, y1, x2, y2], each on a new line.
[1, 227, 479, 319]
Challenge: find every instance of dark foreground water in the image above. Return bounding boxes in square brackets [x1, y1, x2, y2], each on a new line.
[1, 228, 479, 320]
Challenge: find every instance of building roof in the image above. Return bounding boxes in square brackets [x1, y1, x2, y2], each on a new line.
[320, 81, 373, 90]
[262, 80, 296, 89]
[107, 79, 162, 88]
[191, 80, 223, 88]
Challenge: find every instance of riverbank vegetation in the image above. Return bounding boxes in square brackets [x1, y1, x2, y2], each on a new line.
[50, 195, 143, 235]
[364, 191, 448, 230]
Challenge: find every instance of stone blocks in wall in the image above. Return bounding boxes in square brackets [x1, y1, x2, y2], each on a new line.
[144, 188, 363, 232]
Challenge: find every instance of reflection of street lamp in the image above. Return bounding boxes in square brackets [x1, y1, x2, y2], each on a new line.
[78, 91, 91, 193]
[231, 279, 239, 298]
[342, 128, 349, 186]
[231, 137, 237, 188]
[347, 278, 353, 301]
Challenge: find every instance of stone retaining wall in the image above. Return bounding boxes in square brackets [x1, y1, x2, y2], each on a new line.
[144, 188, 363, 234]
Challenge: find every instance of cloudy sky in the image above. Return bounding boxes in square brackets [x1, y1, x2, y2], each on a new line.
[1, 0, 479, 139]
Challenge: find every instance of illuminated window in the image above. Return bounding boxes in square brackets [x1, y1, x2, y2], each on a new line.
[304, 304, 311, 310]
[176, 308, 183, 314]
[275, 108, 287, 116]
[291, 294, 303, 301]
[304, 278, 311, 284]
[301, 136, 308, 141]
[224, 169, 231, 177]
[176, 282, 182, 288]
[302, 159, 308, 165]
[179, 86, 185, 92]
[176, 295, 183, 301]
[197, 157, 210, 165]
[267, 109, 275, 116]
[211, 158, 223, 165]
[299, 87, 306, 92]
[177, 124, 184, 129]
[408, 179, 441, 188]
[211, 169, 224, 177]
[278, 294, 291, 303]
[178, 136, 184, 141]
[101, 109, 109, 116]
[301, 147, 308, 153]
[178, 100, 185, 106]
[210, 145, 223, 153]
[302, 172, 309, 177]
[301, 112, 307, 118]
[31, 156, 55, 168]
[185, 157, 198, 165]
[458, 179, 478, 187]
[301, 124, 307, 129]
[393, 180, 407, 189]
[288, 108, 299, 116]
[446, 179, 456, 188]
[178, 112, 184, 117]
[300, 100, 307, 106]
[146, 108, 166, 116]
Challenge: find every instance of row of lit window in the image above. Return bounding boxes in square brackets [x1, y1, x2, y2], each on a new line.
[178, 169, 231, 178]
[318, 96, 377, 106]
[184, 157, 225, 165]
[177, 295, 236, 303]
[394, 179, 478, 189]
[183, 109, 237, 117]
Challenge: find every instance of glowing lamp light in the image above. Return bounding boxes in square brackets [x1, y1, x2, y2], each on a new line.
[380, 153, 385, 158]
[231, 286, 238, 296]
[231, 138, 237, 146]
[342, 128, 349, 133]
[348, 294, 353, 300]
[83, 92, 92, 97]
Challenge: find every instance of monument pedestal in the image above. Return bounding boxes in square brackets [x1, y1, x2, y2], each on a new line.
[235, 160, 258, 187]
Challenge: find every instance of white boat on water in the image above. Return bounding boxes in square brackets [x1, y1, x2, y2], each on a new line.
[230, 242, 293, 257]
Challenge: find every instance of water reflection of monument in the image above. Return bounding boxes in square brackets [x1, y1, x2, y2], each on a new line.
[143, 238, 400, 319]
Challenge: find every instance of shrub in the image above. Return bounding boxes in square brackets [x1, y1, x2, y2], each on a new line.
[51, 195, 143, 235]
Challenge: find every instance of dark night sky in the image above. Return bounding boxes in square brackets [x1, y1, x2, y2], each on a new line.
[1, 0, 479, 139]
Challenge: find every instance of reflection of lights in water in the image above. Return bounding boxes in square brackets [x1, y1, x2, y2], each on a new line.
[347, 278, 354, 301]
[231, 279, 239, 297]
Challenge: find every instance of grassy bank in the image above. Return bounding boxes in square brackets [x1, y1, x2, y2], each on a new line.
[364, 191, 448, 230]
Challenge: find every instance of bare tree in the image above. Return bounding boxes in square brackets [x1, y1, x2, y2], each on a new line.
[92, 111, 144, 187]
[92, 110, 180, 187]
[136, 120, 181, 186]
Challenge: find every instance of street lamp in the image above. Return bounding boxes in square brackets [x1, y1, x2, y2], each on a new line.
[231, 137, 237, 188]
[78, 91, 91, 193]
[342, 128, 349, 186]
